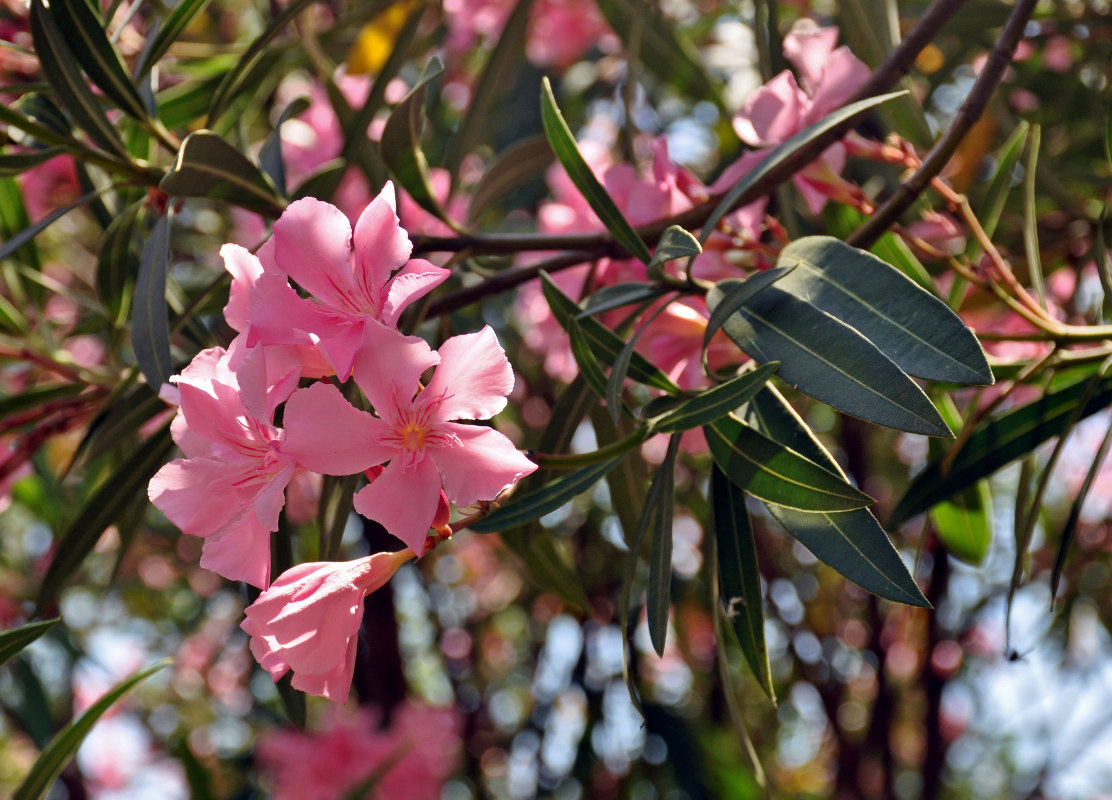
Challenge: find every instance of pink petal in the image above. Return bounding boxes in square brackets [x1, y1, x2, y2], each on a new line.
[290, 637, 357, 703]
[148, 457, 252, 537]
[280, 382, 394, 475]
[221, 243, 263, 332]
[420, 326, 513, 422]
[352, 183, 413, 304]
[246, 270, 332, 351]
[733, 71, 807, 147]
[272, 197, 356, 308]
[380, 258, 451, 328]
[430, 424, 536, 508]
[350, 322, 439, 415]
[353, 456, 442, 553]
[782, 26, 840, 93]
[199, 509, 272, 588]
[804, 47, 871, 122]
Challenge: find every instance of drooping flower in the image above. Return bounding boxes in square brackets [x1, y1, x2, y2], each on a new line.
[245, 185, 450, 379]
[241, 549, 415, 702]
[280, 326, 537, 553]
[147, 345, 294, 588]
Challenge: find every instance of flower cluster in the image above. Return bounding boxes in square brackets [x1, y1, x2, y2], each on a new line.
[148, 184, 537, 700]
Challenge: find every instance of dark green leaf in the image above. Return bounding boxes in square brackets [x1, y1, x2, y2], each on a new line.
[469, 457, 622, 533]
[647, 435, 680, 656]
[96, 200, 144, 326]
[259, 96, 311, 196]
[466, 136, 554, 226]
[48, 0, 148, 119]
[173, 739, 216, 800]
[890, 371, 1112, 526]
[160, 130, 284, 215]
[707, 280, 951, 437]
[567, 318, 611, 399]
[1052, 422, 1112, 599]
[703, 267, 793, 353]
[542, 272, 680, 394]
[132, 211, 172, 392]
[65, 379, 163, 474]
[0, 619, 59, 668]
[645, 225, 701, 281]
[540, 77, 651, 264]
[592, 407, 646, 547]
[274, 670, 307, 730]
[28, 0, 128, 157]
[136, 0, 216, 78]
[0, 148, 67, 178]
[499, 529, 590, 611]
[1096, 209, 1112, 312]
[703, 92, 905, 243]
[0, 384, 85, 423]
[711, 467, 773, 698]
[36, 423, 175, 611]
[12, 660, 169, 800]
[580, 282, 668, 318]
[651, 362, 778, 434]
[380, 57, 448, 223]
[705, 415, 873, 511]
[0, 188, 102, 265]
[595, 0, 726, 111]
[774, 236, 993, 385]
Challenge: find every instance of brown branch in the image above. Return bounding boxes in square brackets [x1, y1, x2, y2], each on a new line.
[847, 0, 1040, 249]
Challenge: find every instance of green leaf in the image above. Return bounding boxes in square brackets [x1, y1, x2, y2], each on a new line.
[711, 467, 773, 699]
[96, 201, 144, 326]
[703, 92, 906, 244]
[1052, 422, 1112, 599]
[469, 457, 622, 533]
[539, 77, 652, 264]
[380, 57, 449, 223]
[647, 435, 680, 656]
[650, 362, 779, 434]
[890, 371, 1112, 526]
[706, 280, 951, 437]
[595, 0, 726, 111]
[930, 483, 993, 566]
[160, 130, 285, 215]
[978, 120, 1028, 239]
[580, 282, 668, 318]
[28, 0, 128, 158]
[466, 135, 553, 226]
[705, 415, 873, 512]
[592, 407, 646, 547]
[1022, 124, 1044, 307]
[0, 384, 85, 423]
[1096, 209, 1112, 313]
[65, 380, 164, 474]
[703, 267, 793, 353]
[136, 0, 216, 78]
[13, 660, 169, 800]
[567, 318, 611, 399]
[499, 529, 590, 611]
[274, 671, 307, 730]
[0, 619, 59, 668]
[47, 0, 148, 120]
[36, 423, 175, 611]
[774, 236, 993, 385]
[0, 147, 67, 178]
[258, 95, 312, 195]
[132, 211, 173, 392]
[0, 188, 103, 265]
[744, 390, 929, 606]
[542, 271, 680, 394]
[645, 225, 701, 281]
[206, 0, 319, 124]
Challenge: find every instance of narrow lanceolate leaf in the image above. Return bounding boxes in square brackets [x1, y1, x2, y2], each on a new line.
[540, 77, 652, 264]
[705, 415, 873, 512]
[259, 96, 312, 196]
[745, 389, 929, 607]
[645, 225, 701, 281]
[1096, 211, 1112, 311]
[13, 660, 169, 800]
[28, 0, 128, 158]
[647, 435, 680, 657]
[703, 267, 793, 353]
[96, 200, 144, 326]
[0, 188, 102, 264]
[0, 619, 59, 668]
[380, 57, 449, 223]
[542, 272, 680, 394]
[48, 0, 148, 120]
[1052, 422, 1112, 599]
[132, 212, 173, 392]
[0, 147, 67, 178]
[707, 281, 951, 437]
[580, 282, 668, 318]
[595, 0, 726, 111]
[978, 121, 1029, 239]
[568, 319, 610, 399]
[1023, 124, 1045, 307]
[930, 483, 993, 566]
[774, 237, 993, 385]
[160, 131, 284, 215]
[469, 457, 622, 533]
[466, 136, 553, 225]
[711, 467, 773, 698]
[501, 524, 592, 611]
[36, 423, 175, 612]
[136, 0, 216, 78]
[651, 362, 779, 434]
[704, 92, 905, 243]
[890, 370, 1112, 526]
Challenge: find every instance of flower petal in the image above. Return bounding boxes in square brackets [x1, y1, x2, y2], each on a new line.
[352, 183, 414, 303]
[733, 71, 806, 147]
[350, 322, 439, 414]
[353, 456, 441, 553]
[420, 326, 513, 422]
[199, 508, 272, 588]
[430, 424, 536, 507]
[380, 258, 451, 328]
[281, 382, 394, 475]
[221, 243, 263, 333]
[272, 197, 356, 308]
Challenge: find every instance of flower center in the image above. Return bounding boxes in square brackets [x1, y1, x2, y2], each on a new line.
[397, 419, 427, 452]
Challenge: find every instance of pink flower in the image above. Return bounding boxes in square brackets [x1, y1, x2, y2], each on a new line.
[731, 23, 869, 213]
[280, 326, 537, 553]
[245, 186, 450, 379]
[241, 549, 415, 702]
[147, 346, 295, 588]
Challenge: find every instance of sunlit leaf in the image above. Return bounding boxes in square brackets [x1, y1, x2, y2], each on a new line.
[978, 120, 1028, 239]
[13, 660, 169, 800]
[540, 77, 651, 264]
[645, 225, 701, 281]
[160, 131, 284, 215]
[650, 362, 779, 434]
